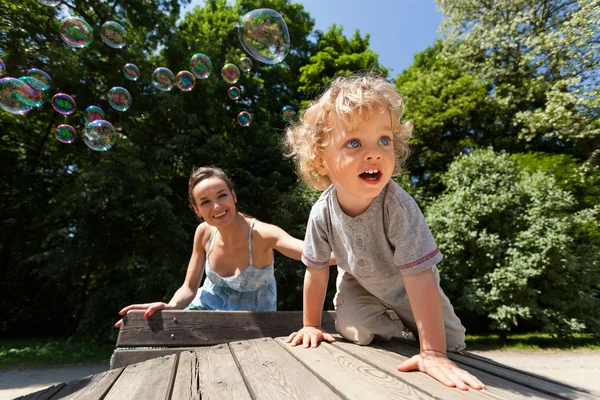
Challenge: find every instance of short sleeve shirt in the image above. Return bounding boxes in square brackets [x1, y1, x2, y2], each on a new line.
[301, 180, 443, 306]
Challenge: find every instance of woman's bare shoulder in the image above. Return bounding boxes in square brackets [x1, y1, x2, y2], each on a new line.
[194, 222, 212, 247]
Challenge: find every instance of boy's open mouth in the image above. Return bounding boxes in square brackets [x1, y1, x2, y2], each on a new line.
[359, 169, 381, 182]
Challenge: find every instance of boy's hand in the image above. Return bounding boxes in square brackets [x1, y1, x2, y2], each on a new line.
[397, 350, 486, 390]
[285, 326, 336, 348]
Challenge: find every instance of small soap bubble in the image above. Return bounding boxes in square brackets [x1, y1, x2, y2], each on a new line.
[237, 9, 290, 65]
[189, 53, 212, 79]
[55, 124, 76, 143]
[0, 77, 33, 115]
[83, 120, 117, 151]
[59, 16, 94, 48]
[123, 63, 139, 81]
[280, 105, 296, 122]
[175, 70, 195, 91]
[221, 64, 240, 84]
[108, 86, 131, 111]
[38, 0, 61, 5]
[238, 57, 252, 72]
[27, 68, 52, 88]
[51, 93, 76, 115]
[152, 67, 174, 91]
[101, 21, 126, 49]
[237, 111, 252, 127]
[17, 76, 49, 107]
[84, 105, 106, 124]
[228, 86, 241, 100]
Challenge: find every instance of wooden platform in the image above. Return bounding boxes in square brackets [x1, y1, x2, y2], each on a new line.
[16, 311, 600, 400]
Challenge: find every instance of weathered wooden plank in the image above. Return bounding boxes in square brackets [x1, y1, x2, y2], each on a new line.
[277, 337, 435, 400]
[383, 339, 592, 400]
[230, 337, 341, 399]
[170, 351, 201, 400]
[47, 368, 124, 400]
[117, 310, 336, 347]
[334, 337, 553, 400]
[110, 347, 197, 369]
[14, 383, 65, 400]
[103, 353, 178, 400]
[193, 344, 252, 400]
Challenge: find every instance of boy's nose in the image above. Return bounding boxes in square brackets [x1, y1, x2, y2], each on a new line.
[364, 148, 382, 161]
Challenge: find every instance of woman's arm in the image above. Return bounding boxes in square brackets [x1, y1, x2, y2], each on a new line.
[259, 222, 336, 265]
[115, 224, 208, 326]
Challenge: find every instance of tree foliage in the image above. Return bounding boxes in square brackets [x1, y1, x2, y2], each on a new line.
[427, 148, 600, 334]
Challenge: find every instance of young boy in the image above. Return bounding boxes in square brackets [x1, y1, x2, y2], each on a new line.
[283, 73, 484, 390]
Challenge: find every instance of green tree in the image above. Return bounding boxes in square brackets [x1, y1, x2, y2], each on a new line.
[437, 0, 600, 165]
[427, 148, 600, 335]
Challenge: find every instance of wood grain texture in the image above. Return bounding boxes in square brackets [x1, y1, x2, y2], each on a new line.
[14, 384, 65, 400]
[193, 344, 252, 400]
[170, 350, 201, 400]
[117, 310, 336, 347]
[277, 337, 434, 400]
[110, 347, 197, 369]
[103, 354, 178, 400]
[230, 337, 341, 400]
[48, 368, 124, 400]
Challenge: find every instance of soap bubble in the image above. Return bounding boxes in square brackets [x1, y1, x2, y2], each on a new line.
[175, 70, 195, 91]
[84, 105, 106, 124]
[228, 86, 241, 100]
[59, 16, 93, 48]
[108, 86, 131, 111]
[238, 9, 290, 64]
[152, 67, 174, 91]
[38, 0, 61, 5]
[101, 21, 126, 49]
[27, 68, 52, 88]
[17, 76, 49, 107]
[0, 77, 33, 115]
[189, 53, 212, 79]
[51, 93, 76, 115]
[83, 119, 117, 151]
[237, 111, 252, 127]
[123, 63, 139, 81]
[55, 124, 76, 143]
[280, 105, 296, 122]
[221, 63, 240, 84]
[238, 57, 252, 72]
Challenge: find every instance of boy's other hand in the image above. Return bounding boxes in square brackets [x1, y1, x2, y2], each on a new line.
[285, 326, 336, 348]
[397, 350, 486, 390]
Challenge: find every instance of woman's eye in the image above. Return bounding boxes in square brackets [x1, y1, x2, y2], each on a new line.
[201, 200, 209, 206]
[378, 136, 391, 146]
[219, 193, 227, 198]
[345, 139, 360, 149]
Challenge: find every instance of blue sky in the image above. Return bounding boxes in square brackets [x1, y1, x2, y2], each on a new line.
[182, 1, 443, 76]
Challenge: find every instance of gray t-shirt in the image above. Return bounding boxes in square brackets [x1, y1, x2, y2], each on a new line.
[302, 180, 443, 306]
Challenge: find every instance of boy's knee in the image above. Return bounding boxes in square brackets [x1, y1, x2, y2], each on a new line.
[335, 320, 375, 345]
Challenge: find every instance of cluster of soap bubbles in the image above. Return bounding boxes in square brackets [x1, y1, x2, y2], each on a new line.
[2, 6, 298, 152]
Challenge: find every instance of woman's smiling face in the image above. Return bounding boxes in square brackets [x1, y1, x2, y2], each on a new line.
[192, 176, 237, 225]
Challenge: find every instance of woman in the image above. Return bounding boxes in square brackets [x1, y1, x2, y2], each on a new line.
[115, 166, 327, 327]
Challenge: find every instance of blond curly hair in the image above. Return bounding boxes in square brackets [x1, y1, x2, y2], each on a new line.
[283, 73, 413, 190]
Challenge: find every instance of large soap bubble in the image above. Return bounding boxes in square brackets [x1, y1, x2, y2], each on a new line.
[51, 93, 76, 115]
[238, 9, 290, 64]
[59, 16, 93, 48]
[189, 53, 212, 79]
[27, 68, 52, 88]
[83, 120, 117, 151]
[221, 64, 240, 84]
[152, 67, 174, 91]
[228, 86, 241, 100]
[17, 76, 49, 107]
[280, 105, 296, 122]
[0, 77, 33, 115]
[237, 111, 252, 127]
[101, 21, 126, 49]
[175, 71, 195, 91]
[123, 63, 139, 81]
[108, 86, 131, 111]
[238, 57, 252, 72]
[84, 105, 106, 123]
[55, 124, 76, 143]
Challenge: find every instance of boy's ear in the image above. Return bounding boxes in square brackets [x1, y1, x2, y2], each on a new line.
[315, 157, 328, 176]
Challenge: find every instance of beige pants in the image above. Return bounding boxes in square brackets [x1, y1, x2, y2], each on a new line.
[333, 268, 466, 352]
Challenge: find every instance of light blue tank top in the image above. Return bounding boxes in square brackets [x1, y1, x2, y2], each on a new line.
[186, 219, 277, 311]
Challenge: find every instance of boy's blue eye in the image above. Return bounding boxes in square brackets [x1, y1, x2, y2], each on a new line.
[346, 139, 360, 148]
[378, 136, 391, 146]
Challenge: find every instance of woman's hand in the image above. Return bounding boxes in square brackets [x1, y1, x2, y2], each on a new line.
[113, 302, 176, 328]
[397, 350, 485, 390]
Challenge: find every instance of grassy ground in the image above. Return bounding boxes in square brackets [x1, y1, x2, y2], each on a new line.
[0, 338, 113, 367]
[465, 332, 600, 351]
[1, 333, 598, 367]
